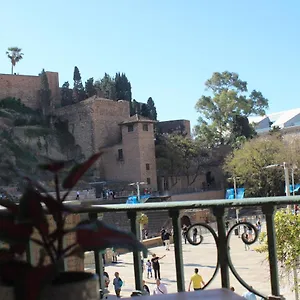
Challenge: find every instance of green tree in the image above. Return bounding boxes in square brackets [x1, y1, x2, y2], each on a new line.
[6, 47, 24, 74]
[130, 99, 141, 116]
[115, 72, 132, 101]
[95, 73, 116, 100]
[195, 71, 268, 147]
[39, 69, 51, 115]
[224, 135, 286, 197]
[256, 210, 300, 295]
[73, 66, 86, 103]
[140, 103, 150, 118]
[147, 97, 157, 120]
[61, 82, 73, 106]
[156, 134, 213, 186]
[85, 77, 96, 98]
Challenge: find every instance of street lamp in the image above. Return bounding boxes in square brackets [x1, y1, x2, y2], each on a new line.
[129, 182, 146, 203]
[264, 162, 291, 212]
[228, 176, 241, 223]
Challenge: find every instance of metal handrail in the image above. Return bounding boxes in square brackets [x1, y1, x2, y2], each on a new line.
[2, 195, 297, 299]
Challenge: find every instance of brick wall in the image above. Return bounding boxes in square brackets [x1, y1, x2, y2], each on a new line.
[0, 72, 60, 109]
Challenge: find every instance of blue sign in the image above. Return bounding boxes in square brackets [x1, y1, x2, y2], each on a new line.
[126, 194, 151, 204]
[225, 188, 245, 199]
[290, 184, 300, 193]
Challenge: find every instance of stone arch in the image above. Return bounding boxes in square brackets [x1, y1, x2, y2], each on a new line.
[181, 215, 191, 227]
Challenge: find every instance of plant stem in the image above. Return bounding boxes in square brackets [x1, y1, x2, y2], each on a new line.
[62, 190, 71, 202]
[54, 174, 64, 259]
[55, 174, 60, 202]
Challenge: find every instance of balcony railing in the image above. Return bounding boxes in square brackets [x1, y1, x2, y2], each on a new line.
[2, 196, 300, 299]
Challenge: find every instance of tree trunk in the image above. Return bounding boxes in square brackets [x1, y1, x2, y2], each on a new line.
[11, 64, 13, 75]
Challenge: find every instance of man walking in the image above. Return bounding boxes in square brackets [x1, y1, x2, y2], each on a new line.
[188, 268, 205, 291]
[153, 279, 168, 295]
[163, 230, 171, 251]
[151, 253, 166, 280]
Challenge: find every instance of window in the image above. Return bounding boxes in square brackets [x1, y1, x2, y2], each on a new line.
[146, 163, 150, 171]
[128, 124, 134, 132]
[143, 124, 149, 131]
[118, 149, 124, 161]
[147, 177, 151, 184]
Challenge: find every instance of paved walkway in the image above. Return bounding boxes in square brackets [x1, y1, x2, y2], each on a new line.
[85, 228, 294, 299]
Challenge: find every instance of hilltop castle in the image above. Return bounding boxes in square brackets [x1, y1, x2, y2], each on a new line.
[0, 71, 201, 191]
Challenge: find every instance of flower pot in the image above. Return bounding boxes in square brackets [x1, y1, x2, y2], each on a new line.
[0, 272, 99, 300]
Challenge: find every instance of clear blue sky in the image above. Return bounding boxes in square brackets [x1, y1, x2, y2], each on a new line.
[1, 1, 299, 129]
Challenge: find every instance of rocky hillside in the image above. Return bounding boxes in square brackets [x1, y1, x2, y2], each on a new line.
[0, 97, 83, 185]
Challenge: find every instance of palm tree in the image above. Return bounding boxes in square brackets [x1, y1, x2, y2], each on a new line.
[6, 47, 24, 74]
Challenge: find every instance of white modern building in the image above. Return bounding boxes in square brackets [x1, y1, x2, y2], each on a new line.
[249, 108, 300, 135]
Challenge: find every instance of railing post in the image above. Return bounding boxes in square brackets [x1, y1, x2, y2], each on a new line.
[127, 211, 143, 291]
[262, 205, 281, 298]
[169, 209, 185, 292]
[88, 212, 104, 290]
[213, 207, 230, 288]
[26, 241, 34, 265]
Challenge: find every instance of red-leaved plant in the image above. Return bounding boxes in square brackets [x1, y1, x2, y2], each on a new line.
[0, 153, 147, 300]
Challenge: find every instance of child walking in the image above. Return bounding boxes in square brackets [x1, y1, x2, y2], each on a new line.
[113, 272, 123, 298]
[146, 259, 153, 278]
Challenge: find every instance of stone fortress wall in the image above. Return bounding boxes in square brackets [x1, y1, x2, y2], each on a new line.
[0, 72, 60, 109]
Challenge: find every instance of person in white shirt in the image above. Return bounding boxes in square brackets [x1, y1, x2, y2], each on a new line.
[153, 279, 167, 295]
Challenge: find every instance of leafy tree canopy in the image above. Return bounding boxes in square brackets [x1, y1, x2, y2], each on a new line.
[147, 97, 157, 121]
[195, 71, 268, 147]
[156, 134, 216, 186]
[95, 73, 116, 100]
[85, 77, 97, 98]
[39, 69, 51, 115]
[73, 66, 85, 102]
[115, 72, 132, 101]
[6, 47, 24, 74]
[223, 135, 300, 197]
[61, 82, 73, 107]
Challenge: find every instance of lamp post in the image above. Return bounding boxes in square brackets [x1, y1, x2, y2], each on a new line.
[264, 162, 291, 212]
[129, 181, 146, 203]
[129, 181, 146, 241]
[229, 176, 240, 223]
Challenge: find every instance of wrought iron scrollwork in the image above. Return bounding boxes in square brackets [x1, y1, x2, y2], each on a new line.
[186, 221, 267, 299]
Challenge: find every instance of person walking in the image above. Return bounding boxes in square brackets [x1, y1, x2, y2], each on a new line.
[160, 227, 165, 245]
[113, 272, 123, 298]
[192, 227, 198, 243]
[103, 271, 110, 289]
[146, 259, 153, 278]
[153, 279, 168, 295]
[163, 230, 171, 251]
[188, 268, 205, 291]
[151, 253, 166, 280]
